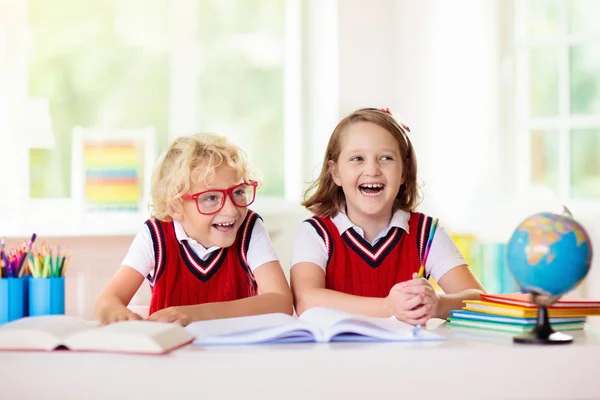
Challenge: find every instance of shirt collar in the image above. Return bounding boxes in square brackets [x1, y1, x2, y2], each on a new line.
[172, 220, 221, 253]
[332, 208, 411, 237]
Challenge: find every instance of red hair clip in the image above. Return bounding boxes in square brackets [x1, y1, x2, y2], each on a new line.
[380, 108, 411, 132]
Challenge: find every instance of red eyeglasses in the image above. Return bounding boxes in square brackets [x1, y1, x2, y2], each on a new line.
[181, 181, 258, 215]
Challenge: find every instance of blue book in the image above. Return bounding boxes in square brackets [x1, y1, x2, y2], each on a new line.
[446, 318, 585, 334]
[449, 309, 586, 325]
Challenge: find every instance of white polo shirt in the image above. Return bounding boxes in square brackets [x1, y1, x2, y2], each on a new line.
[123, 218, 279, 278]
[290, 209, 466, 282]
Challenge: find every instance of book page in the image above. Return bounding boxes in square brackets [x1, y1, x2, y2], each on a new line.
[0, 315, 96, 350]
[300, 307, 444, 342]
[186, 313, 320, 344]
[298, 307, 361, 328]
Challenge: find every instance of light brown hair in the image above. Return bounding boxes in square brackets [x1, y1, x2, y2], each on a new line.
[149, 133, 259, 221]
[302, 108, 420, 218]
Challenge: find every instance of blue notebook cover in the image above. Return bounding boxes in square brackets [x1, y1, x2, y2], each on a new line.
[449, 309, 586, 325]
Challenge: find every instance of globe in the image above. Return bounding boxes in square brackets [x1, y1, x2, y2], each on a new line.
[507, 211, 593, 298]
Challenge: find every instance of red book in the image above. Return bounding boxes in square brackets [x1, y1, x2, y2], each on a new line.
[480, 293, 600, 309]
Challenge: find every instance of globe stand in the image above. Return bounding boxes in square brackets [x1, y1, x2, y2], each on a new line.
[513, 295, 573, 345]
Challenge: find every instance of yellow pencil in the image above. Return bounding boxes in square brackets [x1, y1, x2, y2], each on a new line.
[27, 258, 36, 278]
[42, 255, 50, 278]
[34, 255, 42, 277]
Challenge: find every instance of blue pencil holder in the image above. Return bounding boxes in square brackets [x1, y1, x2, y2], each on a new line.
[29, 276, 65, 316]
[0, 277, 29, 324]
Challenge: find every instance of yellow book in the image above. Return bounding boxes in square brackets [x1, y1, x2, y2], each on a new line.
[463, 300, 600, 318]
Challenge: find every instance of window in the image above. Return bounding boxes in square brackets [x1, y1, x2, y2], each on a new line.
[27, 0, 287, 200]
[513, 0, 600, 200]
[0, 0, 312, 235]
[28, 0, 171, 199]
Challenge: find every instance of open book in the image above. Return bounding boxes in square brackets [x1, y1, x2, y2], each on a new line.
[185, 307, 445, 345]
[0, 315, 193, 354]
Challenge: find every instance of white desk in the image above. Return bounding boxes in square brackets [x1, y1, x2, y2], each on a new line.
[1, 322, 599, 400]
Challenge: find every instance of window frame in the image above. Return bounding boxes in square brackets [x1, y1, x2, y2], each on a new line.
[512, 0, 600, 211]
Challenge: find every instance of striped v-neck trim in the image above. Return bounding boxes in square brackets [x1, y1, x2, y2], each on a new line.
[342, 226, 404, 268]
[305, 217, 334, 259]
[237, 210, 259, 289]
[146, 218, 167, 286]
[178, 240, 227, 282]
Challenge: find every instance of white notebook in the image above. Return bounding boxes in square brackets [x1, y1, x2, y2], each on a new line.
[185, 307, 445, 345]
[0, 315, 193, 354]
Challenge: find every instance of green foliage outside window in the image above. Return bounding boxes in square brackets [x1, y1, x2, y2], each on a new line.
[28, 0, 285, 198]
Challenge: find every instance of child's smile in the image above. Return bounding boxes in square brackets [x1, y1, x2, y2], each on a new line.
[212, 220, 237, 234]
[358, 182, 385, 197]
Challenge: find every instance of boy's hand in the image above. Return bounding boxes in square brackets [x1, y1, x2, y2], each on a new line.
[147, 306, 193, 326]
[100, 305, 143, 325]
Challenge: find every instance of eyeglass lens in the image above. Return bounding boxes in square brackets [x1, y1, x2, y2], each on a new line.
[196, 184, 255, 213]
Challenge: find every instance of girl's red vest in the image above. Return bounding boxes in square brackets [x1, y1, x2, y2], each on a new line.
[145, 211, 259, 315]
[306, 212, 433, 297]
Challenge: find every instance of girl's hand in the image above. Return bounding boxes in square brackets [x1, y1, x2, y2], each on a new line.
[147, 306, 193, 326]
[100, 305, 143, 325]
[385, 280, 432, 326]
[400, 272, 440, 320]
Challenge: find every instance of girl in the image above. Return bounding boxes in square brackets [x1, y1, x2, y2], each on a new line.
[96, 134, 293, 325]
[290, 108, 484, 326]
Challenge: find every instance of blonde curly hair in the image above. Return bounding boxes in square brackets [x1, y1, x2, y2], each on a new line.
[149, 133, 260, 221]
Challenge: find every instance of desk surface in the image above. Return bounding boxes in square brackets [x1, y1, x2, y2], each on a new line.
[1, 321, 599, 400]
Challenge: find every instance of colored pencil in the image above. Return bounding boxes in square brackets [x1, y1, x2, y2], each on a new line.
[414, 218, 440, 336]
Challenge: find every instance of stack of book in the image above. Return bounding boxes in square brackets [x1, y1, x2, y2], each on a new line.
[447, 293, 600, 334]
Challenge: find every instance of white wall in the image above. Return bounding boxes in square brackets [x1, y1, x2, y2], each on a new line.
[337, 0, 396, 112]
[335, 0, 503, 233]
[0, 1, 28, 232]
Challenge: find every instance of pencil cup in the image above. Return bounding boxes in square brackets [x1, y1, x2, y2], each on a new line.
[0, 277, 28, 324]
[29, 276, 65, 316]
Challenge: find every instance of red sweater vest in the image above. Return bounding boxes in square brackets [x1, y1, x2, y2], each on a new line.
[145, 211, 260, 315]
[306, 212, 433, 297]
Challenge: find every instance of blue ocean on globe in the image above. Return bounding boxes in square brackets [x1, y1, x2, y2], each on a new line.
[507, 212, 593, 297]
